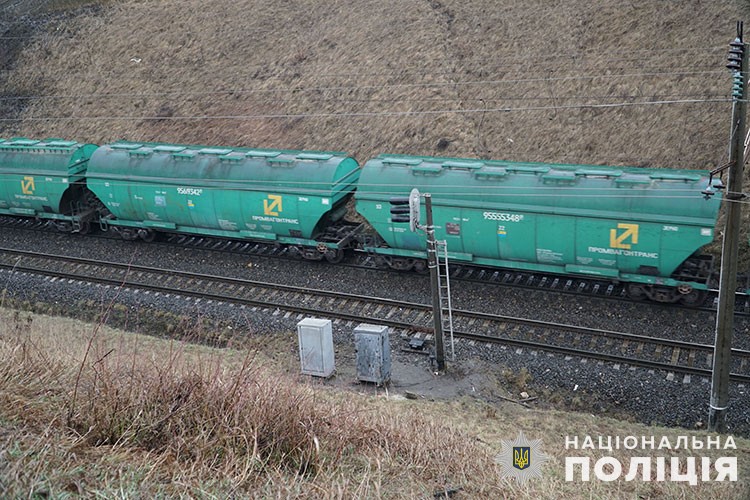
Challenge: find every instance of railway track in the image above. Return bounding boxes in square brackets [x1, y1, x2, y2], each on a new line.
[1, 216, 746, 315]
[1, 246, 749, 384]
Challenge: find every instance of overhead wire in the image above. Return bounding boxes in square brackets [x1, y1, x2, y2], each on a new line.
[0, 61, 727, 78]
[0, 69, 730, 102]
[0, 92, 730, 106]
[0, 97, 731, 123]
[0, 8, 739, 209]
[0, 50, 726, 69]
[0, 26, 729, 71]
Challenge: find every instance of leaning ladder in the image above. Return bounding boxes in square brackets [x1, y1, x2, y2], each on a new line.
[435, 240, 454, 361]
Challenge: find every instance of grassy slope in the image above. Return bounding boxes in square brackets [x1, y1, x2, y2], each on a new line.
[1, 0, 746, 169]
[1, 308, 749, 498]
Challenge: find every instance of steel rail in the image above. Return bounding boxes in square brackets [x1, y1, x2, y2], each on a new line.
[1, 246, 749, 383]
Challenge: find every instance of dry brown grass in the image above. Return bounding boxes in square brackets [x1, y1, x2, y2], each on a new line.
[1, 307, 750, 498]
[1, 0, 746, 169]
[0, 308, 495, 497]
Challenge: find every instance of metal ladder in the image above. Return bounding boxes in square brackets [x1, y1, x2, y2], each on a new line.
[435, 240, 454, 361]
[69, 201, 82, 232]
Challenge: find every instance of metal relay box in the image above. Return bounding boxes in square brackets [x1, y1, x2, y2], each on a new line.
[354, 324, 391, 385]
[297, 318, 335, 378]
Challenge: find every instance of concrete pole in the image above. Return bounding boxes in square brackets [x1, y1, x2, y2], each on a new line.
[709, 26, 747, 433]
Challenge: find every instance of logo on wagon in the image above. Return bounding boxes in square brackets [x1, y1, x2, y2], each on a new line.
[21, 176, 35, 195]
[609, 223, 639, 250]
[263, 194, 283, 216]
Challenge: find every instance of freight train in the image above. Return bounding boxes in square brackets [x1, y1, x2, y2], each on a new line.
[0, 137, 724, 305]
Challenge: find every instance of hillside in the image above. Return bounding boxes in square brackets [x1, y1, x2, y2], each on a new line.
[1, 0, 747, 169]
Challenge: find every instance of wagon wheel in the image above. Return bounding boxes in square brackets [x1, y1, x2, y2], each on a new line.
[119, 228, 137, 241]
[626, 283, 648, 301]
[413, 259, 429, 274]
[301, 248, 324, 261]
[140, 230, 156, 243]
[76, 221, 91, 235]
[679, 290, 706, 307]
[324, 249, 344, 264]
[677, 284, 706, 307]
[55, 221, 73, 233]
[388, 258, 414, 272]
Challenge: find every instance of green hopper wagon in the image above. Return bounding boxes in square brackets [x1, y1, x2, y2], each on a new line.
[0, 138, 98, 232]
[87, 142, 361, 260]
[356, 154, 723, 304]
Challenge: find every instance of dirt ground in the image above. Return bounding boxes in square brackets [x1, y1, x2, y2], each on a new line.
[264, 329, 541, 410]
[334, 348, 505, 402]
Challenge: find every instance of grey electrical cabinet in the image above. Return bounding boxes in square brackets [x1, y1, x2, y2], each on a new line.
[297, 318, 335, 378]
[354, 324, 391, 385]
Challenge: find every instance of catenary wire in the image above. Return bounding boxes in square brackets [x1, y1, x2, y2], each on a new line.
[0, 69, 730, 102]
[0, 97, 732, 122]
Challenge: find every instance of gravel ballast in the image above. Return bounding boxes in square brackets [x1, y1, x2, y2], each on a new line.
[1, 224, 749, 437]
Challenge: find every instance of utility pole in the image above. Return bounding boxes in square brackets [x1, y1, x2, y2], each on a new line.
[709, 21, 747, 433]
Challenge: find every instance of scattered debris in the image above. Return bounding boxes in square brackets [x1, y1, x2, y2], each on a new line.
[409, 337, 426, 350]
